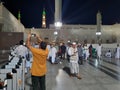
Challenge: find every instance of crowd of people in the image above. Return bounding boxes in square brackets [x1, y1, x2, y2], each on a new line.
[9, 33, 120, 90]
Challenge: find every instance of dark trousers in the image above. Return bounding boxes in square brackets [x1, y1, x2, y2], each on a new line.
[61, 52, 65, 59]
[67, 54, 70, 62]
[32, 75, 46, 90]
[78, 56, 83, 64]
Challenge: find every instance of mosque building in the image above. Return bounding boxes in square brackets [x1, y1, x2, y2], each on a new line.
[1, 1, 120, 90]
[0, 2, 120, 49]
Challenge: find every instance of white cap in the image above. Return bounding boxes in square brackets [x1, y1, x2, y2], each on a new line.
[72, 42, 76, 45]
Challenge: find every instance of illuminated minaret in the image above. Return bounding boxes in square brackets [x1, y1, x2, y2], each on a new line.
[18, 10, 21, 22]
[42, 8, 46, 28]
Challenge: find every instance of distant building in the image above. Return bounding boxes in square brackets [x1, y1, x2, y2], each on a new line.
[0, 3, 120, 44]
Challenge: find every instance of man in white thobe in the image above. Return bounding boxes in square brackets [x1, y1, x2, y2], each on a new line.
[14, 40, 28, 58]
[46, 43, 51, 60]
[14, 40, 28, 73]
[49, 43, 57, 64]
[96, 43, 102, 60]
[115, 44, 120, 59]
[68, 42, 81, 79]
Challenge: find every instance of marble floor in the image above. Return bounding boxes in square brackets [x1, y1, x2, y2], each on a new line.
[25, 58, 120, 90]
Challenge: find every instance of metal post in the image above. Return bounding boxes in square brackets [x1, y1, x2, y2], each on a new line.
[22, 58, 25, 90]
[7, 73, 13, 90]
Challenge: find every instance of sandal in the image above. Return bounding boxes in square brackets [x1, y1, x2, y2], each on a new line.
[77, 76, 82, 79]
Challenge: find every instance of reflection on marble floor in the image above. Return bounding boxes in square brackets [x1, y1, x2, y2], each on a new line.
[25, 58, 120, 90]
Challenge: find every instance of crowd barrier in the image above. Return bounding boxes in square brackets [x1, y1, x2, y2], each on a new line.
[0, 56, 25, 90]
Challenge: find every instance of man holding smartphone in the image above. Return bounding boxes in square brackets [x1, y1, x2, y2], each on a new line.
[26, 33, 49, 90]
[68, 42, 81, 79]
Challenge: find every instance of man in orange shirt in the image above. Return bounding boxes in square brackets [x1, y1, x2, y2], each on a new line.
[26, 33, 49, 90]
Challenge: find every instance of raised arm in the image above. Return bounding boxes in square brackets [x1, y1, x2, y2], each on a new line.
[36, 35, 42, 43]
[26, 33, 31, 48]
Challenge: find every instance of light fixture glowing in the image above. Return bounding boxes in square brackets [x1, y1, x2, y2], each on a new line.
[96, 32, 101, 35]
[67, 40, 70, 43]
[54, 22, 62, 27]
[54, 31, 58, 35]
[43, 22, 45, 25]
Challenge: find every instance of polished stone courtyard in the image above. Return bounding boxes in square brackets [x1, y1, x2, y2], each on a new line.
[25, 58, 120, 90]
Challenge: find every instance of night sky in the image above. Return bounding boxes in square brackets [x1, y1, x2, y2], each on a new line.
[1, 0, 120, 28]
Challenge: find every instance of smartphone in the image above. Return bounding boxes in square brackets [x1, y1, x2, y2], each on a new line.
[31, 34, 36, 37]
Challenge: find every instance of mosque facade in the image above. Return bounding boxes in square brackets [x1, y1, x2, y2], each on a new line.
[0, 3, 120, 48]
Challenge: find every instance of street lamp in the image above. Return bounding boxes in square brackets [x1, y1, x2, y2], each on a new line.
[54, 31, 58, 35]
[96, 32, 101, 36]
[54, 21, 62, 43]
[53, 31, 58, 43]
[96, 31, 101, 43]
[54, 21, 62, 28]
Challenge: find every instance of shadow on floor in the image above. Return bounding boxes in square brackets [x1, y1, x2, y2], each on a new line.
[62, 66, 71, 76]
